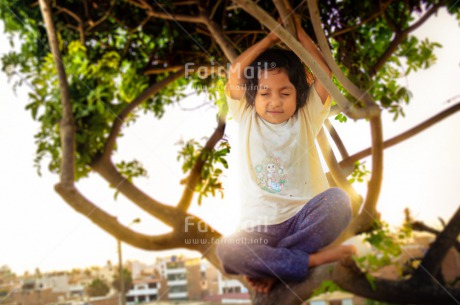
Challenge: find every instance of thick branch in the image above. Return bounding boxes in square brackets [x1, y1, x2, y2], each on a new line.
[253, 256, 460, 304]
[317, 128, 362, 216]
[350, 116, 384, 234]
[92, 158, 219, 239]
[55, 181, 225, 255]
[324, 119, 349, 159]
[54, 183, 185, 250]
[371, 31, 407, 77]
[358, 116, 384, 223]
[198, 6, 237, 62]
[101, 68, 185, 160]
[334, 257, 460, 305]
[92, 158, 183, 227]
[331, 115, 384, 245]
[39, 0, 75, 185]
[91, 158, 226, 252]
[340, 102, 460, 174]
[273, 0, 296, 36]
[307, 0, 378, 110]
[234, 0, 380, 120]
[177, 117, 226, 211]
[411, 220, 460, 252]
[411, 206, 460, 284]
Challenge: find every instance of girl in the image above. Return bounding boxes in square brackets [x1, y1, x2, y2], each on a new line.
[216, 18, 356, 293]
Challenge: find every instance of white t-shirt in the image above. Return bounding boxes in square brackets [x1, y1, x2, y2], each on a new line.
[225, 82, 331, 229]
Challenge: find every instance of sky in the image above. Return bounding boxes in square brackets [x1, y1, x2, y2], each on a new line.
[0, 9, 459, 276]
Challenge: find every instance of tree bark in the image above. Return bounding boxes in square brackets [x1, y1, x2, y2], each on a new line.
[39, 0, 76, 186]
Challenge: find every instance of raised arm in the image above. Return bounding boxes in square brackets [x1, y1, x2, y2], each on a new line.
[227, 32, 279, 100]
[294, 16, 332, 104]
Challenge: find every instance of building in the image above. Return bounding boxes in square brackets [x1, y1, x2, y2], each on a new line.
[200, 261, 220, 296]
[216, 273, 247, 295]
[164, 258, 188, 300]
[154, 255, 214, 301]
[125, 277, 161, 305]
[7, 285, 66, 305]
[37, 273, 70, 295]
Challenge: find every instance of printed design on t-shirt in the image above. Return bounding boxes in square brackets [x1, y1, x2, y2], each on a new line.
[255, 156, 287, 193]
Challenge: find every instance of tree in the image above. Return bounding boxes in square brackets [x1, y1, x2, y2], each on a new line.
[0, 0, 459, 304]
[86, 278, 110, 297]
[112, 268, 132, 293]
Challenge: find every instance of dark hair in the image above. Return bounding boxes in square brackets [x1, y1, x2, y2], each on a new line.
[244, 48, 310, 113]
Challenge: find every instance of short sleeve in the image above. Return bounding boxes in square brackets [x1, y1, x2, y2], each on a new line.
[224, 82, 246, 122]
[304, 83, 331, 137]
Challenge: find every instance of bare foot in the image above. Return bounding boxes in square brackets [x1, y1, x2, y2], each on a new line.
[243, 275, 276, 293]
[309, 244, 357, 267]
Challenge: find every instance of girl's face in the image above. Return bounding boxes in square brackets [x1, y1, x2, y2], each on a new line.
[255, 68, 297, 124]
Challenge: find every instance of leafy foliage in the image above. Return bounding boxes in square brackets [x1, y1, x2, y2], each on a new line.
[86, 278, 110, 297]
[348, 161, 371, 184]
[177, 138, 230, 205]
[1, 0, 458, 184]
[354, 220, 413, 280]
[112, 268, 133, 293]
[311, 279, 343, 298]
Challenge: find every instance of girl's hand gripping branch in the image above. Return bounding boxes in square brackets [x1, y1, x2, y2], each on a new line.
[227, 31, 280, 101]
[293, 15, 332, 104]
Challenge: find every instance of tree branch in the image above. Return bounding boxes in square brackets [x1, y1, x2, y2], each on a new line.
[329, 0, 395, 38]
[357, 115, 384, 225]
[177, 116, 226, 211]
[91, 158, 227, 252]
[317, 128, 363, 215]
[86, 0, 115, 32]
[234, 0, 380, 120]
[371, 31, 407, 77]
[411, 206, 460, 284]
[371, 2, 443, 76]
[329, 115, 384, 246]
[324, 119, 349, 159]
[252, 256, 460, 304]
[39, 0, 75, 186]
[144, 65, 185, 75]
[334, 257, 460, 305]
[404, 3, 443, 34]
[340, 101, 460, 174]
[147, 8, 204, 23]
[307, 0, 378, 111]
[101, 68, 185, 161]
[198, 5, 237, 62]
[55, 5, 85, 44]
[92, 158, 183, 227]
[54, 183, 181, 250]
[411, 220, 460, 252]
[273, 0, 296, 36]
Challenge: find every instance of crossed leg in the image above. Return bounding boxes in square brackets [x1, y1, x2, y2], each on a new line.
[245, 244, 357, 293]
[217, 188, 354, 294]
